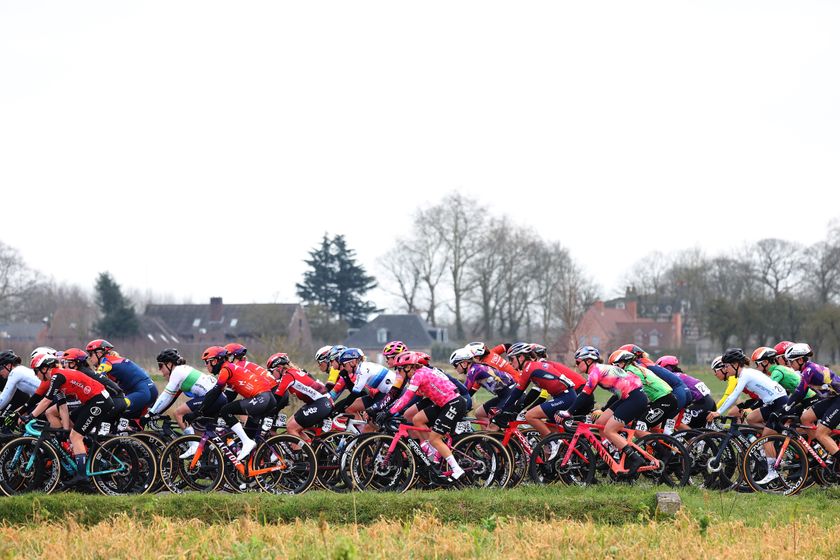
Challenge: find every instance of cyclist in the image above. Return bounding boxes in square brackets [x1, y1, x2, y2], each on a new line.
[467, 342, 522, 383]
[147, 348, 225, 458]
[225, 342, 287, 409]
[330, 348, 396, 418]
[86, 339, 157, 418]
[267, 352, 332, 442]
[610, 349, 677, 432]
[325, 345, 346, 390]
[751, 347, 815, 410]
[620, 344, 691, 413]
[61, 348, 127, 419]
[707, 348, 788, 484]
[782, 343, 840, 465]
[569, 346, 648, 473]
[497, 342, 584, 437]
[314, 345, 339, 391]
[197, 346, 277, 461]
[24, 353, 115, 486]
[0, 350, 40, 412]
[655, 355, 715, 429]
[384, 351, 468, 480]
[773, 341, 794, 366]
[451, 347, 515, 428]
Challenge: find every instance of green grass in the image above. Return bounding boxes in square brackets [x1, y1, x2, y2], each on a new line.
[3, 485, 839, 527]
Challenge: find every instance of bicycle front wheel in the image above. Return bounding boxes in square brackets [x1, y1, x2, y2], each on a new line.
[742, 434, 809, 495]
[529, 433, 595, 486]
[452, 433, 513, 488]
[89, 436, 158, 495]
[0, 437, 62, 496]
[635, 433, 691, 487]
[348, 434, 416, 492]
[253, 435, 317, 495]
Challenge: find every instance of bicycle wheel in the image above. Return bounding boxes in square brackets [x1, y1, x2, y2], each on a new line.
[159, 435, 225, 493]
[130, 432, 167, 493]
[253, 434, 317, 495]
[89, 436, 157, 495]
[451, 433, 513, 488]
[742, 434, 809, 495]
[635, 433, 690, 487]
[313, 431, 356, 493]
[529, 433, 595, 486]
[348, 434, 416, 492]
[685, 432, 742, 490]
[488, 433, 528, 488]
[0, 437, 62, 496]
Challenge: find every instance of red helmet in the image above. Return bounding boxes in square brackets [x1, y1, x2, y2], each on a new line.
[201, 346, 228, 362]
[609, 349, 636, 365]
[655, 355, 680, 369]
[382, 340, 408, 357]
[394, 351, 427, 368]
[618, 344, 645, 357]
[773, 341, 793, 356]
[30, 353, 59, 371]
[62, 348, 89, 364]
[224, 343, 247, 359]
[266, 352, 290, 371]
[85, 339, 114, 353]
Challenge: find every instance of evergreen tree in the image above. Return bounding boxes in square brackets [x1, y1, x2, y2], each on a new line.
[296, 234, 380, 328]
[93, 272, 139, 339]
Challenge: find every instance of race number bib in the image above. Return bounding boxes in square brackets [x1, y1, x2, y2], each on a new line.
[274, 413, 288, 428]
[454, 420, 473, 434]
[695, 382, 711, 396]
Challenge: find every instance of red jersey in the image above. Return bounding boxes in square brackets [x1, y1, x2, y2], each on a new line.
[216, 362, 276, 398]
[516, 360, 584, 396]
[274, 367, 328, 404]
[478, 350, 522, 384]
[36, 367, 107, 404]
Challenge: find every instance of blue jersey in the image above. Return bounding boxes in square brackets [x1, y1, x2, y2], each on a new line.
[646, 363, 691, 407]
[96, 353, 152, 392]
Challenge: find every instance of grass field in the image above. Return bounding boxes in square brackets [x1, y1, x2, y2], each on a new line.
[2, 486, 840, 559]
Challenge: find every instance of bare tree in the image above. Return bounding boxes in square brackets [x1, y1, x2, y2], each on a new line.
[554, 261, 599, 349]
[804, 239, 840, 305]
[620, 251, 671, 296]
[0, 241, 44, 322]
[465, 217, 507, 339]
[747, 238, 804, 298]
[378, 241, 421, 314]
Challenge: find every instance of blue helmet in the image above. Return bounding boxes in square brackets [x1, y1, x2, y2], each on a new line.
[338, 348, 364, 363]
[574, 346, 601, 362]
[328, 345, 347, 362]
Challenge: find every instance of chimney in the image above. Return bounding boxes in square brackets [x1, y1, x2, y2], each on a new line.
[673, 312, 682, 348]
[594, 301, 604, 313]
[210, 297, 223, 323]
[627, 300, 637, 320]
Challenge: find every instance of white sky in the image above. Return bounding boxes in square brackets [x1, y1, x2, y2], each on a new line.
[2, 2, 839, 311]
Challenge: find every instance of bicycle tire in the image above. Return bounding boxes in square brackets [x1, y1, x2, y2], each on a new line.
[451, 433, 513, 488]
[0, 436, 62, 496]
[348, 434, 416, 492]
[254, 434, 317, 495]
[635, 433, 691, 487]
[529, 432, 595, 486]
[742, 434, 809, 495]
[159, 435, 225, 493]
[89, 436, 158, 496]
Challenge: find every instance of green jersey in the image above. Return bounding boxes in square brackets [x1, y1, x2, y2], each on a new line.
[626, 364, 672, 402]
[767, 364, 815, 399]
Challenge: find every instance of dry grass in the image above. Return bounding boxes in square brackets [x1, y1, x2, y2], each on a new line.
[0, 511, 836, 560]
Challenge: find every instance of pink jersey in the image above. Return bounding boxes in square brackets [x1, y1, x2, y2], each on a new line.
[581, 363, 642, 400]
[390, 367, 459, 412]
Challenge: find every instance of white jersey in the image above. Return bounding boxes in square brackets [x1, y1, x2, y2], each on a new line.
[0, 366, 40, 410]
[716, 367, 787, 414]
[149, 365, 217, 415]
[350, 361, 396, 395]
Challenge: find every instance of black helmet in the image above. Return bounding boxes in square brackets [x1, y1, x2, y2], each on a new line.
[0, 350, 21, 367]
[156, 348, 185, 365]
[721, 347, 747, 364]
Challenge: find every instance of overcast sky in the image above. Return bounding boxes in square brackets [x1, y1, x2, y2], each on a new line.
[2, 2, 838, 312]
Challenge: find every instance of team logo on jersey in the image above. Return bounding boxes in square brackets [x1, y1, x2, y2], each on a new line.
[89, 406, 102, 416]
[84, 386, 91, 394]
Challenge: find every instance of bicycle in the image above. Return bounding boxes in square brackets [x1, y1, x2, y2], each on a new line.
[158, 415, 317, 494]
[685, 417, 763, 490]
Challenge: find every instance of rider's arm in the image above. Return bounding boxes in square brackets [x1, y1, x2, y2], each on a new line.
[0, 374, 19, 410]
[199, 366, 229, 412]
[716, 375, 749, 415]
[715, 375, 739, 410]
[148, 376, 182, 416]
[389, 381, 420, 415]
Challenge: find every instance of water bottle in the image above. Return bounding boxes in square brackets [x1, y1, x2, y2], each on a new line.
[664, 418, 676, 435]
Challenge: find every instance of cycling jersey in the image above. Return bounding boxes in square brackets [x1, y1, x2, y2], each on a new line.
[676, 372, 712, 403]
[96, 353, 152, 391]
[274, 367, 329, 404]
[626, 364, 672, 402]
[35, 368, 108, 403]
[767, 364, 814, 398]
[390, 367, 459, 413]
[0, 366, 40, 409]
[643, 362, 691, 407]
[237, 359, 273, 380]
[789, 361, 840, 404]
[464, 363, 514, 395]
[579, 363, 642, 400]
[716, 367, 787, 414]
[716, 375, 759, 410]
[149, 365, 217, 415]
[215, 361, 277, 398]
[331, 362, 395, 399]
[514, 360, 582, 396]
[326, 367, 340, 385]
[476, 351, 522, 384]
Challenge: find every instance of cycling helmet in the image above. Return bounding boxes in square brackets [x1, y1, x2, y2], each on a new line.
[655, 355, 680, 369]
[382, 340, 408, 357]
[156, 348, 184, 365]
[328, 345, 347, 363]
[338, 348, 364, 364]
[507, 342, 535, 359]
[315, 345, 333, 364]
[784, 343, 813, 361]
[201, 346, 228, 361]
[62, 348, 90, 364]
[266, 352, 290, 370]
[774, 341, 794, 356]
[465, 342, 487, 358]
[721, 347, 747, 364]
[711, 355, 724, 370]
[449, 347, 473, 366]
[394, 351, 426, 368]
[618, 344, 645, 357]
[0, 350, 21, 367]
[224, 343, 247, 359]
[750, 347, 776, 364]
[532, 344, 548, 359]
[30, 353, 59, 371]
[416, 352, 432, 366]
[85, 339, 114, 353]
[609, 349, 636, 365]
[30, 346, 57, 359]
[574, 346, 601, 362]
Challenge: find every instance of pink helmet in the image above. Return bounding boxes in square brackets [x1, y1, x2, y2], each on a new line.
[655, 355, 680, 369]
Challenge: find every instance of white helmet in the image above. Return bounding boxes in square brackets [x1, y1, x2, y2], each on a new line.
[784, 343, 813, 361]
[31, 346, 57, 359]
[465, 342, 487, 358]
[314, 345, 332, 363]
[449, 347, 474, 366]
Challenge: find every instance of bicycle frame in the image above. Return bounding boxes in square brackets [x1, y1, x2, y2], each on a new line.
[188, 424, 289, 477]
[562, 422, 660, 474]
